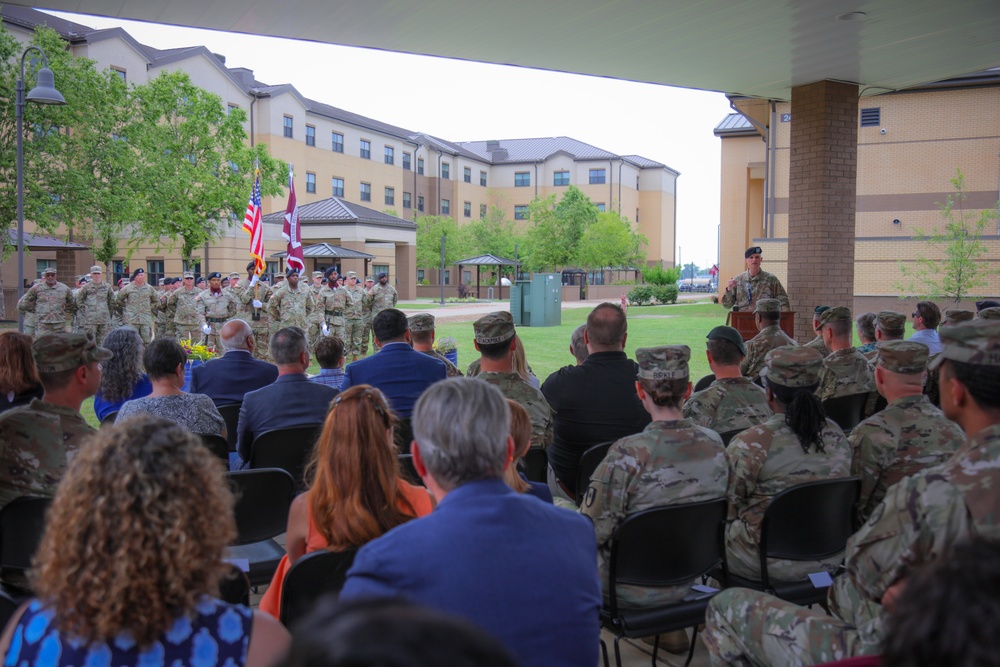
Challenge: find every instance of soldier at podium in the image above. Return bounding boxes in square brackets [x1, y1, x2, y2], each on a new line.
[722, 246, 790, 311]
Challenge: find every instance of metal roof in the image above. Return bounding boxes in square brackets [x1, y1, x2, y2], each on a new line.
[261, 197, 417, 230]
[458, 137, 618, 164]
[271, 243, 375, 259]
[6, 230, 90, 250]
[713, 113, 758, 137]
[454, 253, 519, 266]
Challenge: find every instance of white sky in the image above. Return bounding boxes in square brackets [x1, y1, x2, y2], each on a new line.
[51, 10, 733, 270]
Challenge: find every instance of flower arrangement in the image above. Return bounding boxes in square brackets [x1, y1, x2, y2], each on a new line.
[179, 339, 217, 362]
[433, 336, 458, 354]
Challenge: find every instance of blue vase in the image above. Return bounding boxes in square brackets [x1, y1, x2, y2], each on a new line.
[445, 350, 458, 366]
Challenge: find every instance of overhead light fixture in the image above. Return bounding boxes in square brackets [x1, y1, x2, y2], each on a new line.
[837, 11, 868, 21]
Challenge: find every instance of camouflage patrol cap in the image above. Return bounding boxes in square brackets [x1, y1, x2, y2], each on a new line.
[761, 345, 823, 387]
[876, 340, 929, 374]
[755, 298, 781, 314]
[818, 306, 852, 327]
[876, 310, 907, 332]
[346, 271, 358, 279]
[707, 325, 745, 356]
[312, 271, 324, 279]
[366, 276, 375, 283]
[89, 265, 102, 274]
[976, 307, 1000, 320]
[182, 271, 194, 279]
[636, 345, 691, 381]
[228, 272, 240, 280]
[928, 319, 1000, 370]
[41, 267, 57, 276]
[408, 313, 436, 333]
[33, 333, 112, 374]
[158, 278, 168, 286]
[942, 308, 975, 326]
[473, 311, 515, 345]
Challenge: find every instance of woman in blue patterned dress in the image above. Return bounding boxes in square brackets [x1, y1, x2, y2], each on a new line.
[0, 415, 289, 667]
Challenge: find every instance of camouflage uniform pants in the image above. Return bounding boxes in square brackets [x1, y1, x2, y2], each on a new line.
[362, 319, 373, 355]
[703, 588, 872, 666]
[308, 322, 323, 354]
[35, 322, 70, 339]
[345, 318, 365, 357]
[251, 327, 272, 363]
[128, 322, 152, 345]
[205, 323, 226, 351]
[726, 521, 845, 580]
[92, 322, 112, 345]
[175, 324, 201, 343]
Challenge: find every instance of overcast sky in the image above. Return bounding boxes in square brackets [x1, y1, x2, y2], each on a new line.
[51, 10, 733, 269]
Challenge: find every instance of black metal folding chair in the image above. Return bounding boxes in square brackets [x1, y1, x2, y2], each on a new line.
[279, 549, 358, 628]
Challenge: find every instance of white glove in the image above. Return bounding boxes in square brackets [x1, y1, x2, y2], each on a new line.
[201, 324, 211, 335]
[321, 323, 330, 337]
[252, 299, 262, 308]
[249, 274, 259, 287]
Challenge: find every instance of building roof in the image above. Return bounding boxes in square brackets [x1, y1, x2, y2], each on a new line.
[453, 253, 519, 266]
[261, 197, 417, 230]
[458, 136, 617, 163]
[713, 113, 759, 137]
[6, 230, 90, 250]
[271, 242, 375, 259]
[0, 4, 91, 40]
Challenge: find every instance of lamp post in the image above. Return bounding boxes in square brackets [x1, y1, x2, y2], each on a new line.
[16, 46, 66, 333]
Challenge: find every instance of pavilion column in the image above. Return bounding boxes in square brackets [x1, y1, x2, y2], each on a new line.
[395, 243, 416, 300]
[787, 80, 858, 341]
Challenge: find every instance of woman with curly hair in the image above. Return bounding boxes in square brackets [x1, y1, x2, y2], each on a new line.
[0, 415, 289, 667]
[0, 332, 43, 414]
[92, 326, 152, 422]
[259, 385, 433, 617]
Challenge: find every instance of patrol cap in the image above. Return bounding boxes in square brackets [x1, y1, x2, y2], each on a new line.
[976, 307, 1000, 321]
[876, 310, 907, 333]
[636, 345, 691, 381]
[207, 272, 222, 280]
[408, 313, 435, 333]
[876, 340, 929, 374]
[42, 267, 57, 276]
[473, 311, 515, 345]
[755, 298, 781, 314]
[89, 265, 102, 274]
[761, 345, 824, 388]
[33, 333, 113, 374]
[942, 308, 975, 326]
[158, 278, 168, 286]
[744, 246, 762, 258]
[346, 271, 357, 279]
[928, 319, 1000, 370]
[818, 306, 852, 327]
[707, 325, 745, 356]
[285, 267, 300, 277]
[378, 272, 388, 279]
[975, 300, 1000, 312]
[182, 271, 194, 279]
[366, 276, 374, 283]
[312, 271, 324, 279]
[228, 272, 240, 280]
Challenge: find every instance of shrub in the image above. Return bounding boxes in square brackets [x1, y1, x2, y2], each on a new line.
[627, 286, 653, 306]
[642, 265, 681, 286]
[652, 285, 679, 305]
[457, 283, 470, 299]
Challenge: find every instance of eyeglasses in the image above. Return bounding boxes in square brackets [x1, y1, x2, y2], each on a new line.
[912, 311, 921, 319]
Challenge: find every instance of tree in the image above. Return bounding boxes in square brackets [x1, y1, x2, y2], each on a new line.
[415, 215, 469, 269]
[576, 210, 647, 273]
[465, 193, 521, 272]
[896, 169, 1000, 302]
[682, 262, 700, 280]
[522, 186, 598, 271]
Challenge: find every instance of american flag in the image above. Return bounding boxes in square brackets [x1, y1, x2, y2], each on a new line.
[282, 168, 304, 272]
[242, 174, 265, 275]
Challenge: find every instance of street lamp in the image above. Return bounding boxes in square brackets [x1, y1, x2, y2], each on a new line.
[16, 46, 66, 333]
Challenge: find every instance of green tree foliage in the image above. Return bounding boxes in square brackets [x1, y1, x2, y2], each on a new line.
[896, 169, 1000, 302]
[642, 265, 681, 285]
[465, 196, 521, 272]
[576, 210, 647, 271]
[682, 262, 700, 280]
[415, 215, 469, 268]
[523, 186, 599, 271]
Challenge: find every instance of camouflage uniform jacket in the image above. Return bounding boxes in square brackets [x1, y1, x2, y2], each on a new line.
[856, 342, 877, 357]
[721, 269, 789, 311]
[741, 325, 797, 382]
[316, 286, 343, 325]
[237, 282, 273, 326]
[343, 286, 368, 319]
[830, 422, 1000, 652]
[420, 349, 463, 377]
[167, 287, 204, 326]
[115, 282, 158, 325]
[476, 371, 554, 449]
[17, 282, 76, 325]
[0, 399, 95, 511]
[308, 285, 326, 325]
[74, 281, 113, 325]
[849, 393, 964, 523]
[369, 283, 398, 316]
[581, 419, 728, 607]
[817, 348, 876, 402]
[199, 289, 238, 323]
[682, 377, 773, 435]
[804, 334, 831, 357]
[266, 285, 315, 330]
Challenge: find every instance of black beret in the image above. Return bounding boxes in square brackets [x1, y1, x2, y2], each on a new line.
[286, 267, 300, 277]
[246, 261, 257, 272]
[976, 300, 1000, 312]
[378, 271, 388, 279]
[744, 246, 762, 258]
[163, 277, 174, 285]
[814, 305, 831, 315]
[207, 272, 222, 280]
[131, 268, 144, 279]
[324, 267, 338, 279]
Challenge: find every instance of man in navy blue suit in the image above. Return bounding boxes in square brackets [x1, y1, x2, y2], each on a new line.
[341, 308, 447, 419]
[340, 378, 602, 667]
[233, 326, 338, 469]
[189, 319, 278, 406]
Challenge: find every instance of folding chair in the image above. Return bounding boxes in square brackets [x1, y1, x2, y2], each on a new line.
[226, 468, 296, 587]
[718, 428, 744, 446]
[575, 441, 614, 505]
[822, 393, 870, 433]
[521, 447, 548, 484]
[0, 496, 52, 598]
[398, 453, 423, 486]
[694, 374, 716, 392]
[198, 433, 231, 463]
[249, 424, 322, 492]
[100, 410, 118, 428]
[217, 403, 242, 452]
[279, 549, 358, 628]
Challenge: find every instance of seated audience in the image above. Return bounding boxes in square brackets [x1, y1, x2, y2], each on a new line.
[408, 313, 462, 377]
[816, 306, 877, 402]
[804, 305, 832, 356]
[190, 319, 278, 406]
[92, 326, 152, 422]
[511, 336, 540, 388]
[260, 385, 433, 616]
[569, 323, 589, 365]
[978, 307, 1000, 320]
[235, 327, 339, 468]
[740, 298, 798, 382]
[309, 336, 347, 389]
[0, 416, 289, 667]
[975, 299, 1000, 312]
[0, 331, 43, 414]
[855, 311, 878, 357]
[924, 308, 975, 405]
[907, 301, 942, 355]
[725, 346, 852, 581]
[340, 379, 601, 667]
[117, 338, 225, 437]
[503, 400, 554, 503]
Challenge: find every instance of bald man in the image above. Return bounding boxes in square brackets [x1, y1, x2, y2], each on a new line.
[189, 318, 278, 407]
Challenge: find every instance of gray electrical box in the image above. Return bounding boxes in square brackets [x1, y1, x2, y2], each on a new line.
[511, 273, 561, 327]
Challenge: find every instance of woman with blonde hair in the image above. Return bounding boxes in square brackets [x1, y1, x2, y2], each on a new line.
[511, 336, 540, 388]
[0, 415, 289, 667]
[503, 400, 554, 503]
[260, 385, 434, 616]
[0, 332, 42, 414]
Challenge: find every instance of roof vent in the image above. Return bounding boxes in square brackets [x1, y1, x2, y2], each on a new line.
[486, 140, 500, 152]
[860, 108, 881, 127]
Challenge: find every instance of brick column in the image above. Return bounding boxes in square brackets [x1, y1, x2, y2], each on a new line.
[787, 80, 858, 341]
[394, 243, 416, 300]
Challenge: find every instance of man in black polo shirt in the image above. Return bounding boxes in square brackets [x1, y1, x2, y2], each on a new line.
[541, 303, 650, 500]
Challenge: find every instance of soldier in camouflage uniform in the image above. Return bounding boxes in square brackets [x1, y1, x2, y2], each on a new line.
[306, 271, 327, 353]
[360, 276, 376, 355]
[266, 268, 315, 345]
[322, 268, 349, 342]
[74, 266, 114, 344]
[21, 279, 41, 337]
[0, 333, 110, 514]
[850, 340, 964, 522]
[154, 278, 173, 339]
[976, 306, 1000, 320]
[815, 306, 877, 402]
[367, 272, 398, 352]
[741, 298, 797, 382]
[198, 272, 239, 349]
[855, 311, 878, 357]
[70, 276, 87, 334]
[721, 246, 790, 311]
[408, 313, 463, 377]
[684, 325, 771, 435]
[166, 272, 204, 342]
[342, 272, 368, 361]
[726, 345, 852, 581]
[803, 305, 832, 357]
[581, 345, 728, 607]
[863, 310, 906, 363]
[704, 319, 1000, 667]
[114, 269, 159, 344]
[924, 308, 975, 405]
[17, 267, 77, 339]
[237, 262, 273, 362]
[472, 311, 553, 449]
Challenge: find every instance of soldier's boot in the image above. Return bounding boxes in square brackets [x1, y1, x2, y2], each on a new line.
[641, 630, 690, 655]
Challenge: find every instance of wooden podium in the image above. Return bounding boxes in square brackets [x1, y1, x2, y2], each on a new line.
[727, 310, 795, 341]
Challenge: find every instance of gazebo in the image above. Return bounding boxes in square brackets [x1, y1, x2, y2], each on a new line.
[454, 253, 519, 300]
[271, 242, 376, 277]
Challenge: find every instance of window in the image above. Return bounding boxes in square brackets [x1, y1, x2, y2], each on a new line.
[596, 203, 606, 212]
[554, 171, 570, 186]
[417, 269, 425, 282]
[417, 158, 425, 175]
[332, 177, 344, 198]
[306, 172, 316, 193]
[441, 199, 450, 215]
[861, 107, 881, 127]
[635, 208, 640, 223]
[464, 167, 472, 183]
[443, 270, 450, 285]
[111, 260, 128, 286]
[360, 182, 371, 201]
[182, 260, 201, 277]
[283, 115, 293, 138]
[332, 132, 344, 153]
[636, 175, 640, 188]
[305, 125, 316, 146]
[403, 152, 411, 170]
[264, 262, 279, 284]
[480, 171, 487, 186]
[514, 205, 528, 220]
[227, 160, 239, 173]
[227, 103, 239, 115]
[589, 168, 606, 185]
[384, 187, 395, 206]
[112, 67, 126, 82]
[384, 146, 394, 165]
[35, 259, 56, 279]
[441, 162, 450, 179]
[360, 140, 371, 159]
[463, 271, 472, 284]
[146, 260, 164, 286]
[403, 192, 412, 209]
[514, 171, 530, 187]
[480, 204, 487, 218]
[463, 201, 472, 218]
[373, 265, 389, 279]
[418, 195, 425, 212]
